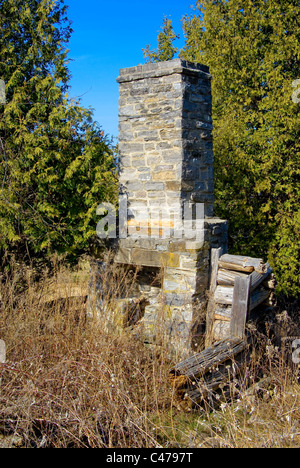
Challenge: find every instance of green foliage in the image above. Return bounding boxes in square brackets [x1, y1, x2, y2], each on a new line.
[143, 16, 179, 63]
[0, 0, 117, 262]
[178, 0, 300, 297]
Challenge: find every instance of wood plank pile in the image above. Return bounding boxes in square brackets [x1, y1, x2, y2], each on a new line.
[169, 250, 276, 410]
[170, 338, 250, 411]
[205, 250, 276, 347]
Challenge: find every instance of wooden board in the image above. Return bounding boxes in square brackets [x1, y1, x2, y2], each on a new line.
[205, 248, 223, 347]
[210, 248, 223, 294]
[170, 338, 250, 410]
[214, 285, 234, 305]
[214, 305, 232, 320]
[207, 252, 272, 345]
[171, 338, 248, 380]
[217, 268, 249, 286]
[219, 254, 267, 274]
[230, 276, 251, 339]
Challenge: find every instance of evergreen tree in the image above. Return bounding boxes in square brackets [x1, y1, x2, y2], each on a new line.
[179, 0, 300, 296]
[0, 0, 117, 262]
[143, 16, 179, 63]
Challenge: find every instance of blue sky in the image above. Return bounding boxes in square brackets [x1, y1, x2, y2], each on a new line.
[66, 0, 196, 141]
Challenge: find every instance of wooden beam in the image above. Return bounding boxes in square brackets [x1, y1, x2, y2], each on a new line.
[171, 338, 247, 380]
[218, 261, 254, 273]
[210, 248, 223, 294]
[214, 305, 232, 320]
[230, 275, 251, 339]
[249, 287, 271, 311]
[219, 254, 268, 274]
[214, 285, 234, 305]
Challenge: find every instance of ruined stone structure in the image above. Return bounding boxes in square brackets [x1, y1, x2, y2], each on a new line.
[95, 59, 228, 357]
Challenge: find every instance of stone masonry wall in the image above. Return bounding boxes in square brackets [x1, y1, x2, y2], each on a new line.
[95, 60, 228, 358]
[117, 59, 214, 229]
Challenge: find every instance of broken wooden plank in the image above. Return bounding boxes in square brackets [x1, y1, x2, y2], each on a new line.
[214, 314, 231, 322]
[185, 368, 233, 402]
[171, 338, 248, 381]
[218, 265, 273, 290]
[230, 275, 251, 339]
[183, 351, 252, 404]
[170, 338, 249, 409]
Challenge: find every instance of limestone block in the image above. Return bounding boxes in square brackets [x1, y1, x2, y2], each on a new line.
[131, 248, 162, 267]
[114, 247, 131, 264]
[164, 293, 190, 307]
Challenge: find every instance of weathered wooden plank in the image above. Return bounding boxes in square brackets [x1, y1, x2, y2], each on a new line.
[220, 254, 267, 274]
[214, 285, 234, 305]
[171, 338, 247, 380]
[230, 276, 251, 339]
[217, 268, 249, 286]
[184, 351, 252, 404]
[210, 248, 223, 294]
[170, 338, 249, 409]
[218, 261, 254, 273]
[219, 254, 268, 274]
[218, 267, 273, 291]
[205, 248, 223, 347]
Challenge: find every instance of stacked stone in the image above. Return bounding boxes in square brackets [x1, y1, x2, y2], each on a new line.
[105, 60, 228, 357]
[117, 59, 214, 230]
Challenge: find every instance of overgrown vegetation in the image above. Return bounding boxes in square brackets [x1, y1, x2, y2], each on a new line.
[0, 261, 299, 448]
[0, 0, 118, 264]
[144, 0, 300, 297]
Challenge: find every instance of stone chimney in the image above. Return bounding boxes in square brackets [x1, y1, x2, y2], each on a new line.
[117, 59, 215, 227]
[99, 60, 228, 357]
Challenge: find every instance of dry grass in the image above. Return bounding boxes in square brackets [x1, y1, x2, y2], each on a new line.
[0, 257, 299, 448]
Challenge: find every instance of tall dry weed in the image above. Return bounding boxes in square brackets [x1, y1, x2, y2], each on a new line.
[0, 259, 172, 447]
[0, 258, 299, 448]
